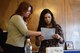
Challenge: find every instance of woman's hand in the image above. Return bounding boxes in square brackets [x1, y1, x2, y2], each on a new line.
[52, 34, 63, 42]
[39, 35, 44, 41]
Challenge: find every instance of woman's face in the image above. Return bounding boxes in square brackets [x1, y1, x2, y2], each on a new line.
[23, 6, 31, 18]
[44, 13, 52, 25]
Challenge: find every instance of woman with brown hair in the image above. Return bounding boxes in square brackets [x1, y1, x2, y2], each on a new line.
[5, 1, 41, 53]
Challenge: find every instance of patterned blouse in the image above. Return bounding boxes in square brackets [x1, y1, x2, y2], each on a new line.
[35, 24, 64, 53]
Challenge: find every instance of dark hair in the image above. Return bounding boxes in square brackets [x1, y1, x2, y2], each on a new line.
[10, 1, 33, 20]
[15, 1, 33, 15]
[36, 9, 64, 46]
[37, 9, 56, 31]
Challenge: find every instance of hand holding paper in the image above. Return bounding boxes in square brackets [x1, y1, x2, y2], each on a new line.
[53, 34, 63, 42]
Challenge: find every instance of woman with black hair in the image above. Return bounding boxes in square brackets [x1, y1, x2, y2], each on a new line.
[35, 9, 64, 53]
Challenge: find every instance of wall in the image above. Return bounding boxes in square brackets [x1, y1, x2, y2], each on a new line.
[0, 0, 80, 51]
[0, 0, 25, 30]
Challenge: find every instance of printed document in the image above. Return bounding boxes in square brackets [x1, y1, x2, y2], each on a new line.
[41, 28, 55, 39]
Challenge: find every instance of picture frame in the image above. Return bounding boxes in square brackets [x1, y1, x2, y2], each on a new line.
[66, 41, 74, 50]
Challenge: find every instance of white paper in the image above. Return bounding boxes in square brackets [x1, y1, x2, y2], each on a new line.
[46, 47, 63, 53]
[41, 28, 55, 39]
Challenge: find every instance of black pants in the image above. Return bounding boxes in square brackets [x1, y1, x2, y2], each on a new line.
[4, 44, 25, 53]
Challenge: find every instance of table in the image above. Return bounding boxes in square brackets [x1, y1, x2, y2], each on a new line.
[32, 50, 80, 53]
[64, 50, 80, 53]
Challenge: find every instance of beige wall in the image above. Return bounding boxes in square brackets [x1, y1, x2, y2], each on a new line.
[0, 0, 80, 51]
[0, 0, 25, 30]
[27, 0, 80, 50]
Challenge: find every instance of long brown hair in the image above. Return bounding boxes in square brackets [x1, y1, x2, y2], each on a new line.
[10, 1, 33, 21]
[15, 1, 33, 15]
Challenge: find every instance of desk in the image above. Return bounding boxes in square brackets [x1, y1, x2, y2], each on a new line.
[32, 50, 80, 53]
[64, 50, 80, 53]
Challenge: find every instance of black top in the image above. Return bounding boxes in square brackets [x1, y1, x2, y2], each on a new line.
[35, 24, 64, 53]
